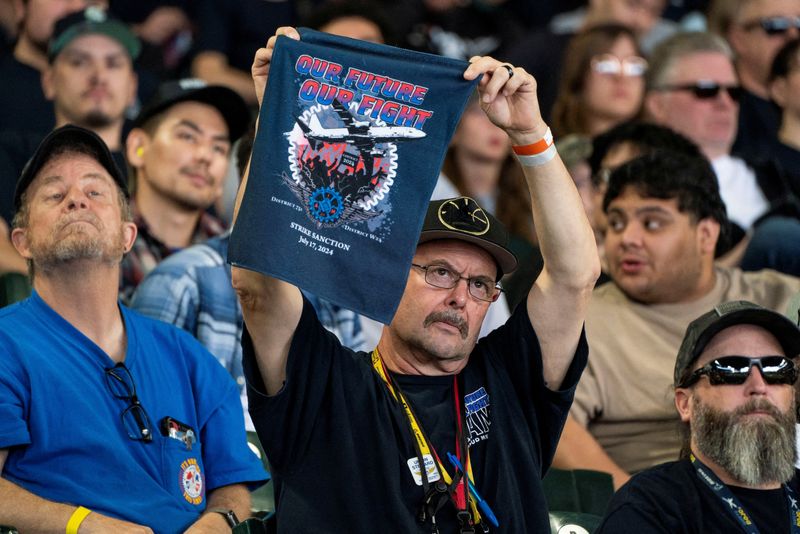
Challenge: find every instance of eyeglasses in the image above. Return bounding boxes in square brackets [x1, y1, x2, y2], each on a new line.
[679, 355, 799, 388]
[105, 363, 153, 442]
[591, 55, 648, 77]
[743, 16, 800, 36]
[654, 81, 743, 102]
[411, 263, 502, 302]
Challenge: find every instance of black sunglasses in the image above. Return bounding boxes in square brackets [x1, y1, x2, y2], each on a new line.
[679, 355, 799, 388]
[656, 82, 742, 102]
[744, 16, 800, 36]
[105, 363, 153, 442]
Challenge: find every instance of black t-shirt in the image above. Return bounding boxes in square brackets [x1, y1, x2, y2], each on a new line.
[243, 296, 588, 533]
[193, 0, 295, 72]
[0, 55, 54, 139]
[733, 89, 781, 163]
[764, 140, 800, 199]
[597, 459, 799, 533]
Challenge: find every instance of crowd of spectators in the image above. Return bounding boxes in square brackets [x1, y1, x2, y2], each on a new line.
[2, 0, 800, 531]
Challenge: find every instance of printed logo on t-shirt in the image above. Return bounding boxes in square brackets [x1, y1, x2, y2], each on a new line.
[464, 387, 490, 446]
[179, 458, 204, 505]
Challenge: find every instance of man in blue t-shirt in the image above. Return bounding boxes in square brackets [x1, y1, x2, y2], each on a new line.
[0, 125, 267, 532]
[232, 28, 600, 533]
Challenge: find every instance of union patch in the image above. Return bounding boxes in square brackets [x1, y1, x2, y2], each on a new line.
[179, 457, 204, 505]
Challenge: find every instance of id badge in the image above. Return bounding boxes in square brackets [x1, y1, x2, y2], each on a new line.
[407, 454, 441, 486]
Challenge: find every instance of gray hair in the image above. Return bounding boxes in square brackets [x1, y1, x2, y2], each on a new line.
[646, 32, 735, 90]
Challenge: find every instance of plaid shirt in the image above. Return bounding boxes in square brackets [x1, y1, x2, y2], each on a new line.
[119, 206, 226, 303]
[130, 232, 366, 405]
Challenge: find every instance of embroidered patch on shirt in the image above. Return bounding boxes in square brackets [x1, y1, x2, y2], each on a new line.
[179, 458, 204, 505]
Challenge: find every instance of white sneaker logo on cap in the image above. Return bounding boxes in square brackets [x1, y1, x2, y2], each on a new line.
[85, 6, 107, 23]
[179, 79, 208, 90]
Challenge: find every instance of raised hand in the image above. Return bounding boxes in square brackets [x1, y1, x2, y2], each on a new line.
[251, 27, 301, 108]
[463, 57, 547, 146]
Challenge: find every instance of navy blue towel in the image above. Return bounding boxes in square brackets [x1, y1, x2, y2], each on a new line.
[230, 28, 477, 323]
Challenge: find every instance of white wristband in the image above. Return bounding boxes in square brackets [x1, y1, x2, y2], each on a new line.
[514, 143, 558, 167]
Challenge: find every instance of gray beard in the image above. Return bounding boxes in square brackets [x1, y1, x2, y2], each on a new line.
[36, 235, 103, 273]
[692, 396, 797, 486]
[31, 218, 125, 274]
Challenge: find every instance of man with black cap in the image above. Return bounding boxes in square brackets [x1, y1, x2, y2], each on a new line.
[0, 5, 140, 275]
[121, 78, 250, 300]
[231, 27, 600, 533]
[0, 125, 267, 532]
[598, 300, 800, 532]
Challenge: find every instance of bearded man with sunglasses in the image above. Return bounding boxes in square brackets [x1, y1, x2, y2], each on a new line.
[553, 150, 800, 490]
[597, 300, 800, 532]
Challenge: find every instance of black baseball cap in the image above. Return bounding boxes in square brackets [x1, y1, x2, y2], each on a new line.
[134, 79, 251, 142]
[674, 300, 800, 387]
[14, 125, 129, 213]
[419, 196, 518, 277]
[49, 6, 141, 62]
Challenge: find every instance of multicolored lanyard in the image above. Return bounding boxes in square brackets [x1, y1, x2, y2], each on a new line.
[371, 349, 484, 531]
[690, 453, 800, 533]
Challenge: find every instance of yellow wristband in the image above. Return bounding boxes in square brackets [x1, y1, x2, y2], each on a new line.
[66, 506, 91, 534]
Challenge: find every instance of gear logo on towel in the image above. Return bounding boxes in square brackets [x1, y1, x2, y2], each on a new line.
[284, 98, 425, 228]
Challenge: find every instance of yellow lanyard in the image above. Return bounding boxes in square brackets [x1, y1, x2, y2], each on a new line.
[371, 349, 482, 525]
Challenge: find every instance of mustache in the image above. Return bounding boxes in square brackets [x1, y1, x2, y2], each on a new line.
[423, 311, 468, 340]
[57, 212, 101, 231]
[181, 166, 213, 185]
[735, 398, 784, 419]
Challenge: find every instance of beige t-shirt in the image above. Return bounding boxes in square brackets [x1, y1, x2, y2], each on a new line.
[573, 267, 800, 474]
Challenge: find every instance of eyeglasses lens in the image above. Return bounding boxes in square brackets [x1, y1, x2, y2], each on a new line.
[761, 17, 800, 35]
[591, 55, 647, 77]
[692, 85, 742, 102]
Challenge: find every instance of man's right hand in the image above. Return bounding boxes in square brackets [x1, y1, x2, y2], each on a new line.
[251, 27, 300, 108]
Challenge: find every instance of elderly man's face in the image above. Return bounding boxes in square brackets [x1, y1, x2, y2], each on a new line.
[676, 324, 797, 486]
[388, 240, 495, 373]
[645, 52, 739, 159]
[43, 34, 137, 131]
[12, 151, 135, 273]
